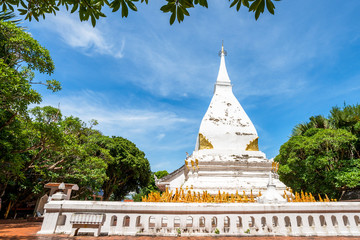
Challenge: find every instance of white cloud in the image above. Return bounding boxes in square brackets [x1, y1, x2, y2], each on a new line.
[37, 89, 192, 144]
[46, 90, 187, 130]
[156, 133, 166, 140]
[39, 13, 125, 58]
[124, 35, 215, 98]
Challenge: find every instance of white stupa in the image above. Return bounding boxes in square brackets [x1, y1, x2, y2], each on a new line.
[156, 44, 287, 195]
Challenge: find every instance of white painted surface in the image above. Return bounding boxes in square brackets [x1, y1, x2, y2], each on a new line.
[195, 52, 257, 152]
[258, 173, 287, 204]
[216, 47, 231, 84]
[39, 200, 360, 236]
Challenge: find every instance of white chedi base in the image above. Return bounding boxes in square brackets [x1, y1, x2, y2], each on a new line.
[159, 149, 287, 196]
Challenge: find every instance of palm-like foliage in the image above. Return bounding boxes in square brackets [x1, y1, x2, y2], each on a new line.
[292, 105, 360, 137]
[292, 115, 330, 136]
[330, 105, 360, 135]
[0, 11, 21, 23]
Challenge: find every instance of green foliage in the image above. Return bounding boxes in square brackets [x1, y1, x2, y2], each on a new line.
[0, 19, 60, 127]
[292, 115, 329, 136]
[0, 0, 280, 27]
[132, 170, 169, 201]
[0, 20, 55, 74]
[0, 17, 60, 205]
[275, 104, 360, 199]
[1, 105, 152, 215]
[330, 104, 360, 136]
[0, 16, 151, 217]
[1, 106, 111, 205]
[101, 136, 151, 201]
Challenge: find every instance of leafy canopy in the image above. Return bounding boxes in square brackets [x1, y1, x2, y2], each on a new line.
[1, 17, 61, 206]
[101, 136, 151, 201]
[0, 20, 60, 123]
[0, 15, 151, 218]
[275, 104, 360, 199]
[0, 0, 281, 26]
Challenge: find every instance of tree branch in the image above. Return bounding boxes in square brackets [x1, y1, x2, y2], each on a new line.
[48, 158, 65, 170]
[0, 112, 17, 131]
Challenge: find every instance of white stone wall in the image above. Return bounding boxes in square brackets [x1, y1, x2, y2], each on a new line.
[39, 201, 360, 237]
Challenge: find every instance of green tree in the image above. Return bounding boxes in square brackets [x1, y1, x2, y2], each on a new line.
[132, 170, 169, 202]
[101, 136, 151, 200]
[1, 106, 112, 215]
[0, 18, 60, 202]
[22, 107, 111, 198]
[0, 19, 60, 129]
[1, 13, 152, 217]
[0, 0, 280, 26]
[275, 104, 360, 199]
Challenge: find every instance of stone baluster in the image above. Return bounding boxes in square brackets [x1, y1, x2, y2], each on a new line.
[334, 215, 347, 235]
[217, 215, 224, 234]
[205, 215, 212, 233]
[346, 214, 359, 235]
[253, 215, 263, 235]
[166, 215, 174, 234]
[277, 215, 289, 235]
[324, 214, 338, 235]
[127, 214, 137, 235]
[229, 215, 237, 234]
[265, 215, 274, 234]
[241, 215, 252, 235]
[312, 214, 325, 235]
[143, 215, 150, 234]
[101, 213, 112, 233]
[192, 216, 199, 233]
[300, 214, 311, 236]
[289, 215, 301, 235]
[155, 215, 161, 229]
[108, 214, 118, 235]
[179, 215, 187, 233]
[119, 214, 126, 234]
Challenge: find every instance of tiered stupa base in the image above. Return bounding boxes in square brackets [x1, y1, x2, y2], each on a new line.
[158, 149, 287, 196]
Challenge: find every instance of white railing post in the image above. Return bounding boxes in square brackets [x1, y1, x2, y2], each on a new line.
[347, 214, 359, 235]
[289, 215, 300, 236]
[229, 215, 237, 234]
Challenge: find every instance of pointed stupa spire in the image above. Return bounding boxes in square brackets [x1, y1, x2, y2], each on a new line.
[195, 43, 259, 152]
[216, 41, 231, 85]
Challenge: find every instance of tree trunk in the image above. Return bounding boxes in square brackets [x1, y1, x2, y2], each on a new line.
[4, 201, 14, 219]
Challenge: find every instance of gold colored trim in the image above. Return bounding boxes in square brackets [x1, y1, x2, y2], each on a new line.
[199, 133, 214, 150]
[245, 137, 259, 151]
[185, 160, 189, 170]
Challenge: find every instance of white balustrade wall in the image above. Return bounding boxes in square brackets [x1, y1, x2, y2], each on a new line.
[38, 201, 360, 237]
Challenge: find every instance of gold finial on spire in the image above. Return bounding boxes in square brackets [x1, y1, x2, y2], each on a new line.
[218, 40, 227, 57]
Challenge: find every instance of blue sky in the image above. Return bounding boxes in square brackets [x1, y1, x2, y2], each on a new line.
[25, 0, 360, 173]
